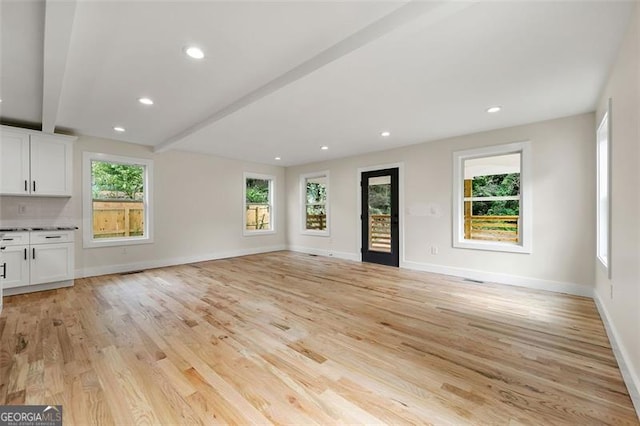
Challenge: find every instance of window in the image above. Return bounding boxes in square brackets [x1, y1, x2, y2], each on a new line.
[453, 141, 532, 253]
[597, 107, 610, 271]
[300, 171, 329, 235]
[244, 173, 275, 235]
[83, 152, 153, 248]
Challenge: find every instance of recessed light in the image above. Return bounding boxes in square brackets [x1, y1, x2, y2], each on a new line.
[381, 131, 391, 137]
[274, 156, 281, 161]
[138, 97, 154, 105]
[320, 146, 329, 150]
[113, 126, 125, 132]
[487, 106, 501, 113]
[185, 46, 205, 59]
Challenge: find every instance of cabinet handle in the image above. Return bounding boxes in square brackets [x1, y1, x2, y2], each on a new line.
[33, 181, 36, 192]
[1, 263, 6, 279]
[24, 180, 28, 191]
[24, 248, 27, 260]
[32, 248, 35, 260]
[45, 236, 62, 239]
[2, 238, 13, 241]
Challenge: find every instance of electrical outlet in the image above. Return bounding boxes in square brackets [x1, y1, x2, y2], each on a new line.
[431, 246, 439, 255]
[18, 204, 27, 215]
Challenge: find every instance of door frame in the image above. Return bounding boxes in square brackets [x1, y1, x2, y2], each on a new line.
[356, 162, 405, 265]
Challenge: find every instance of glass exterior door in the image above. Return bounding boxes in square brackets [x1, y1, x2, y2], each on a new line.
[361, 168, 399, 267]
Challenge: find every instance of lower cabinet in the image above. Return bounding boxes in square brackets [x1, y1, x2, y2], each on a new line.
[31, 243, 74, 285]
[0, 231, 74, 293]
[2, 245, 30, 289]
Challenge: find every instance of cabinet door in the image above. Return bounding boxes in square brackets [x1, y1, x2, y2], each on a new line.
[30, 135, 73, 196]
[0, 131, 30, 195]
[30, 243, 74, 285]
[1, 245, 30, 289]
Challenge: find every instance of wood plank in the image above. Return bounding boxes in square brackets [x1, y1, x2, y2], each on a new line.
[0, 252, 637, 425]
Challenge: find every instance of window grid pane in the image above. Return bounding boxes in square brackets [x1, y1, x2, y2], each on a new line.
[245, 176, 273, 232]
[305, 177, 327, 231]
[463, 155, 521, 244]
[597, 113, 609, 265]
[91, 160, 146, 240]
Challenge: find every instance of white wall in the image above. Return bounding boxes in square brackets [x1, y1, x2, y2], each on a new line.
[286, 112, 596, 296]
[594, 2, 640, 412]
[1, 135, 287, 277]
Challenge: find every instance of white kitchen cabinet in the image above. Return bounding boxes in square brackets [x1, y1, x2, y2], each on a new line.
[0, 241, 4, 314]
[1, 245, 30, 289]
[0, 232, 30, 246]
[30, 135, 74, 196]
[1, 232, 31, 290]
[30, 242, 74, 285]
[0, 131, 30, 195]
[0, 230, 75, 294]
[0, 126, 75, 196]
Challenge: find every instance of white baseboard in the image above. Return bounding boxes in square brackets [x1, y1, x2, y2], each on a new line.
[75, 245, 287, 278]
[287, 247, 591, 297]
[594, 292, 640, 418]
[288, 245, 359, 262]
[402, 260, 593, 297]
[4, 279, 74, 296]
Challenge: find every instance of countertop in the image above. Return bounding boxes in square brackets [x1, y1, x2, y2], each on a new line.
[0, 226, 78, 232]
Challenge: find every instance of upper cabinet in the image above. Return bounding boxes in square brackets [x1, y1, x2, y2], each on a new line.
[0, 126, 76, 197]
[0, 131, 30, 195]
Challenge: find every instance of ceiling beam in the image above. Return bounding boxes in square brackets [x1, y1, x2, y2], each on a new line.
[42, 0, 76, 134]
[154, 0, 477, 153]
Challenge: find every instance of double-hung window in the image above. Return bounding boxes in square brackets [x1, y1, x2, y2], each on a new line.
[244, 173, 275, 235]
[300, 171, 329, 235]
[453, 141, 532, 253]
[83, 152, 153, 248]
[597, 106, 611, 272]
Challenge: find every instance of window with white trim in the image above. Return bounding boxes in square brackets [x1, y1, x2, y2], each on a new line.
[453, 141, 532, 253]
[83, 152, 153, 248]
[244, 173, 275, 234]
[597, 110, 610, 270]
[300, 171, 329, 235]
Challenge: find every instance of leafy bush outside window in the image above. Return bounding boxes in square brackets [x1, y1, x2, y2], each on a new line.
[244, 174, 275, 233]
[302, 173, 329, 234]
[83, 152, 153, 248]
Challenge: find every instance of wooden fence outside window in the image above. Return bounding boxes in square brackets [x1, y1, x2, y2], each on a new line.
[246, 204, 271, 230]
[306, 214, 327, 230]
[93, 200, 144, 238]
[464, 215, 519, 242]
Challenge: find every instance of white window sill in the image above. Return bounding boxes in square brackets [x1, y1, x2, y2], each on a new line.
[84, 236, 153, 249]
[454, 239, 531, 254]
[301, 230, 330, 237]
[243, 230, 276, 237]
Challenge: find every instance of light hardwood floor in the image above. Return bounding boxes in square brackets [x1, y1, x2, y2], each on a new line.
[0, 251, 638, 425]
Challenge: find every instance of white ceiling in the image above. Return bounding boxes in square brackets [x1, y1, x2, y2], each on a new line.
[0, 0, 634, 166]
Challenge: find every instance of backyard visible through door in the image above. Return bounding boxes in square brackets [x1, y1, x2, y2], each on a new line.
[361, 168, 399, 267]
